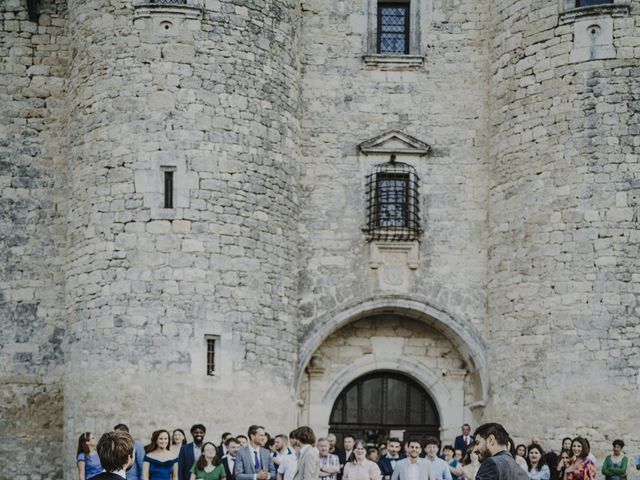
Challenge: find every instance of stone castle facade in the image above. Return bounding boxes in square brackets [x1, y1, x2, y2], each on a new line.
[1, 0, 639, 478]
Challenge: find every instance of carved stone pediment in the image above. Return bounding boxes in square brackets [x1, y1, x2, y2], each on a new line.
[358, 130, 431, 156]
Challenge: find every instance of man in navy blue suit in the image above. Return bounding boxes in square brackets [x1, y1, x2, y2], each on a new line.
[178, 424, 206, 480]
[453, 424, 474, 457]
[378, 438, 406, 479]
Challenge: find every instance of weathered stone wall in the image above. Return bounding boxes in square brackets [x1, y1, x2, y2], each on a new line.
[62, 0, 302, 475]
[0, 1, 68, 478]
[486, 0, 640, 453]
[296, 0, 491, 372]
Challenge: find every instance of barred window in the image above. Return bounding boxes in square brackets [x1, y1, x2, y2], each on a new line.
[206, 336, 216, 376]
[377, 2, 410, 55]
[576, 0, 612, 5]
[365, 159, 421, 241]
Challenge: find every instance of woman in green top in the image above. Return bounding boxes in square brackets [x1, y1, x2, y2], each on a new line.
[190, 442, 226, 480]
[602, 439, 628, 480]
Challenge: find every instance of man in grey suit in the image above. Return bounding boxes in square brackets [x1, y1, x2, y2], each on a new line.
[391, 440, 433, 480]
[290, 426, 319, 480]
[236, 425, 277, 480]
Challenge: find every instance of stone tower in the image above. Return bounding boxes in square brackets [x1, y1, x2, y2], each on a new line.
[1, 0, 639, 479]
[485, 0, 640, 435]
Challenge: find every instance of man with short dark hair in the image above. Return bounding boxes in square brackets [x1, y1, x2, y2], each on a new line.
[454, 425, 474, 458]
[343, 436, 356, 463]
[223, 437, 241, 480]
[391, 439, 432, 480]
[91, 431, 135, 479]
[236, 425, 276, 480]
[379, 438, 406, 479]
[423, 438, 450, 480]
[178, 424, 206, 480]
[113, 424, 145, 480]
[290, 426, 319, 480]
[219, 432, 233, 458]
[473, 423, 530, 480]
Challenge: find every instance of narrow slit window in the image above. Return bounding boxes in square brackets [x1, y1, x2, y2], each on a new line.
[575, 0, 613, 6]
[206, 337, 216, 376]
[163, 170, 174, 209]
[377, 2, 410, 54]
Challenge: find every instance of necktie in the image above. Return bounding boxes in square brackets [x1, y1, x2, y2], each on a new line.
[232, 459, 236, 478]
[254, 450, 261, 470]
[465, 437, 469, 446]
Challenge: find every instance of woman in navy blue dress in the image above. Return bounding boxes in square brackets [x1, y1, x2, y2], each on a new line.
[143, 429, 179, 480]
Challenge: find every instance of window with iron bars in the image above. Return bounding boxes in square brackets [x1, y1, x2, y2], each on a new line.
[148, 0, 187, 4]
[575, 0, 612, 5]
[365, 160, 421, 242]
[377, 2, 410, 54]
[206, 336, 216, 376]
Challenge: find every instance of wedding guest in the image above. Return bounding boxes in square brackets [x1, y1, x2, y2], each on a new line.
[564, 438, 595, 480]
[343, 440, 382, 480]
[527, 444, 550, 480]
[602, 440, 628, 480]
[190, 442, 225, 480]
[443, 445, 463, 480]
[172, 430, 187, 455]
[77, 432, 104, 480]
[461, 450, 480, 480]
[114, 424, 146, 480]
[144, 430, 178, 480]
[318, 437, 341, 480]
[556, 450, 571, 480]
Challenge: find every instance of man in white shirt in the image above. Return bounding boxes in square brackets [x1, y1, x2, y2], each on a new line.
[423, 438, 451, 480]
[273, 434, 294, 468]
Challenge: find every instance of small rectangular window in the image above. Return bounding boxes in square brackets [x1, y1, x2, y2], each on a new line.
[575, 0, 613, 5]
[375, 173, 409, 228]
[163, 170, 174, 209]
[206, 336, 216, 376]
[377, 3, 410, 54]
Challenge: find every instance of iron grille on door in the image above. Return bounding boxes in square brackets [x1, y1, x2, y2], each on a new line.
[365, 160, 421, 241]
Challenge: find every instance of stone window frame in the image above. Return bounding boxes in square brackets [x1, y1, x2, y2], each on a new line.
[133, 0, 203, 23]
[205, 335, 219, 376]
[559, 0, 630, 23]
[363, 0, 431, 68]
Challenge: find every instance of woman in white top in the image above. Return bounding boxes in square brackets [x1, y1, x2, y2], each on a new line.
[343, 440, 382, 480]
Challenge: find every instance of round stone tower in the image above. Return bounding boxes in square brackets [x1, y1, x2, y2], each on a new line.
[487, 0, 640, 443]
[63, 0, 301, 469]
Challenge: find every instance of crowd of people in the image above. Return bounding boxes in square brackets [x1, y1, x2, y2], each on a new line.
[76, 423, 640, 480]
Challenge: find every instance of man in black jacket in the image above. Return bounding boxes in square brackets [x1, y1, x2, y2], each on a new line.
[91, 431, 135, 480]
[474, 423, 530, 480]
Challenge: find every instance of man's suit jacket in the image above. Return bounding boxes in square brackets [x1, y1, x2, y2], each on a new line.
[292, 445, 320, 480]
[379, 454, 407, 477]
[453, 436, 474, 456]
[391, 458, 433, 480]
[91, 474, 127, 480]
[178, 442, 198, 480]
[223, 455, 237, 480]
[236, 445, 276, 480]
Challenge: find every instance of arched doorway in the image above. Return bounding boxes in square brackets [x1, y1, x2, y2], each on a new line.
[328, 371, 440, 446]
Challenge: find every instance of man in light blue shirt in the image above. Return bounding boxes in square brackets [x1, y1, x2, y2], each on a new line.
[423, 438, 451, 480]
[114, 424, 145, 480]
